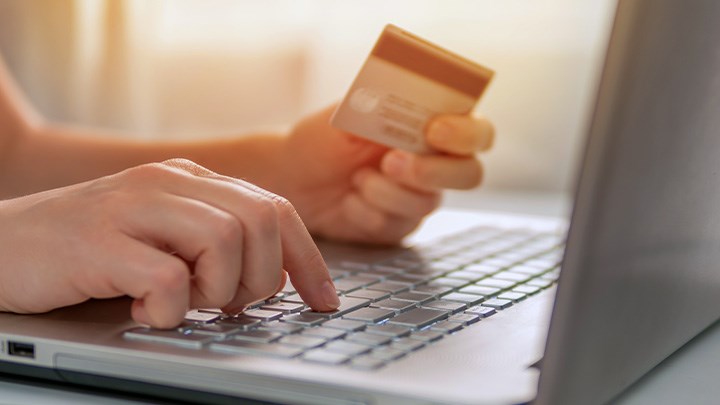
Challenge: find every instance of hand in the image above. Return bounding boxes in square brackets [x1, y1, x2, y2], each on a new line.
[275, 105, 494, 245]
[0, 159, 339, 328]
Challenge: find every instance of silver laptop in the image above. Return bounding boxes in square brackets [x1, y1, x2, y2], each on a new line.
[1, 0, 719, 403]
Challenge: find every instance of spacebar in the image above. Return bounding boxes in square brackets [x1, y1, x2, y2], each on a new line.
[387, 308, 448, 329]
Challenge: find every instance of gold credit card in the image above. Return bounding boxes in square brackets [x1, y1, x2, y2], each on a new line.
[331, 24, 494, 153]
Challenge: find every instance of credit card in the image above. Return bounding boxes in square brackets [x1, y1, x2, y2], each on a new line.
[331, 24, 494, 154]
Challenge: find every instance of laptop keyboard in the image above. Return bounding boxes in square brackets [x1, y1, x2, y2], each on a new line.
[124, 225, 563, 370]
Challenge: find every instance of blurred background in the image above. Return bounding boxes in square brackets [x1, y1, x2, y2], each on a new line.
[0, 0, 616, 211]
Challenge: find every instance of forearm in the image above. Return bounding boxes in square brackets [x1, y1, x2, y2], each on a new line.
[0, 123, 286, 198]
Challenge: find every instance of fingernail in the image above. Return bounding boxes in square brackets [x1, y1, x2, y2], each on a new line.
[322, 280, 341, 309]
[384, 151, 410, 176]
[428, 121, 453, 145]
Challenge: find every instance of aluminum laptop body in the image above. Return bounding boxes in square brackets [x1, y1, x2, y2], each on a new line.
[1, 0, 719, 404]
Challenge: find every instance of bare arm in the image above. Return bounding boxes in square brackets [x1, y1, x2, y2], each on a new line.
[0, 56, 283, 198]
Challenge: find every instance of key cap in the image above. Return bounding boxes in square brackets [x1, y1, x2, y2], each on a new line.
[475, 278, 516, 289]
[448, 313, 480, 326]
[427, 278, 468, 288]
[263, 292, 286, 304]
[365, 324, 412, 338]
[409, 329, 444, 342]
[366, 282, 410, 294]
[281, 313, 326, 326]
[459, 285, 499, 296]
[306, 296, 371, 319]
[507, 265, 546, 276]
[333, 275, 381, 293]
[324, 340, 372, 356]
[232, 330, 283, 344]
[422, 300, 467, 314]
[350, 356, 386, 370]
[412, 285, 454, 296]
[345, 289, 391, 302]
[465, 305, 497, 318]
[387, 308, 447, 329]
[322, 319, 367, 332]
[123, 328, 212, 349]
[445, 271, 483, 282]
[258, 322, 303, 335]
[513, 285, 542, 295]
[301, 327, 347, 341]
[217, 315, 261, 330]
[346, 332, 393, 347]
[302, 349, 351, 365]
[498, 291, 527, 302]
[343, 307, 395, 323]
[441, 292, 485, 306]
[462, 263, 498, 274]
[338, 261, 372, 271]
[243, 309, 283, 321]
[481, 298, 513, 309]
[371, 264, 407, 274]
[370, 347, 406, 362]
[370, 299, 416, 313]
[210, 340, 304, 358]
[391, 338, 425, 352]
[392, 291, 435, 304]
[386, 275, 425, 286]
[261, 302, 305, 314]
[278, 335, 327, 349]
[328, 269, 351, 280]
[494, 271, 530, 282]
[184, 310, 220, 323]
[281, 295, 307, 304]
[526, 278, 554, 289]
[431, 321, 463, 333]
[190, 323, 242, 338]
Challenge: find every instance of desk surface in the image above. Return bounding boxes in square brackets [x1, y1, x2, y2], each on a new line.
[2, 190, 718, 404]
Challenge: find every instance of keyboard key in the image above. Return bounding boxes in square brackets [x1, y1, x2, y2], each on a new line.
[306, 296, 371, 319]
[507, 265, 546, 276]
[301, 327, 347, 341]
[302, 349, 351, 365]
[513, 285, 542, 295]
[281, 296, 307, 304]
[347, 332, 393, 347]
[493, 271, 530, 282]
[475, 278, 516, 289]
[344, 307, 395, 323]
[328, 269, 351, 280]
[324, 340, 373, 356]
[232, 330, 283, 344]
[422, 300, 467, 314]
[123, 328, 212, 349]
[260, 302, 305, 314]
[445, 271, 484, 282]
[527, 278, 554, 288]
[333, 276, 377, 293]
[386, 274, 426, 286]
[427, 278, 468, 288]
[322, 319, 367, 332]
[190, 323, 242, 338]
[392, 291, 435, 304]
[243, 309, 283, 321]
[369, 347, 406, 362]
[258, 322, 303, 335]
[409, 329, 444, 342]
[462, 263, 498, 274]
[366, 282, 410, 294]
[184, 310, 220, 323]
[370, 299, 416, 313]
[498, 291, 527, 302]
[391, 338, 425, 352]
[481, 298, 513, 309]
[338, 260, 372, 271]
[465, 305, 497, 318]
[371, 264, 407, 274]
[210, 340, 304, 358]
[217, 315, 261, 330]
[412, 285, 454, 296]
[263, 292, 286, 304]
[459, 285, 500, 297]
[350, 356, 386, 370]
[441, 292, 485, 306]
[431, 321, 464, 333]
[278, 335, 327, 349]
[280, 313, 326, 326]
[387, 308, 448, 329]
[345, 289, 391, 302]
[448, 313, 480, 325]
[365, 324, 412, 338]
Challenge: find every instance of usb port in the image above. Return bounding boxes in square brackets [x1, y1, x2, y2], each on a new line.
[8, 341, 35, 359]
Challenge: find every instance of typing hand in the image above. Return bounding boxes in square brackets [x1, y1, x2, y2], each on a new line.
[0, 159, 339, 328]
[276, 104, 494, 245]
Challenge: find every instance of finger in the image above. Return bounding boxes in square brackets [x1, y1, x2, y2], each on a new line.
[426, 114, 495, 155]
[381, 150, 484, 190]
[339, 193, 420, 244]
[107, 237, 191, 329]
[121, 192, 244, 310]
[353, 168, 441, 219]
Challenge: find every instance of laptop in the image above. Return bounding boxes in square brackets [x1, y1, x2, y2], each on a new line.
[1, 0, 719, 403]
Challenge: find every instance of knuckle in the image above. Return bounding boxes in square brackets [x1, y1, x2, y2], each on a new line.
[211, 211, 244, 248]
[150, 261, 189, 291]
[464, 161, 484, 189]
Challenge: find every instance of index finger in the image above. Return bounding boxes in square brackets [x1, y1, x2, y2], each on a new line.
[426, 114, 495, 155]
